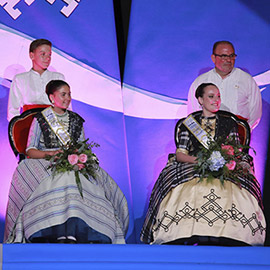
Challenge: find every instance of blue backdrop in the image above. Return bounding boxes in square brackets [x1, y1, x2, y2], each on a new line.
[0, 0, 269, 244]
[123, 0, 270, 242]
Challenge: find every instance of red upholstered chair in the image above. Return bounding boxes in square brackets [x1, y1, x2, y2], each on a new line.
[8, 106, 49, 161]
[174, 110, 250, 152]
[22, 104, 50, 112]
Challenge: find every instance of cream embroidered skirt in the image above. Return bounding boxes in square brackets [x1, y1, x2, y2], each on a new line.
[152, 178, 266, 245]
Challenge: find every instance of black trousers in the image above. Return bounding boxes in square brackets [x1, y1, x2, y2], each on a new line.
[163, 235, 250, 246]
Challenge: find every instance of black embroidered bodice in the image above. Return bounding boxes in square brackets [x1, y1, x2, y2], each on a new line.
[181, 112, 238, 156]
[35, 110, 85, 149]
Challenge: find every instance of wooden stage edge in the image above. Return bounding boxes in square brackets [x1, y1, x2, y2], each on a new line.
[1, 244, 270, 270]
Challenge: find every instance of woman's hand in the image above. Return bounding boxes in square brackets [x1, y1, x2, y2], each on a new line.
[26, 148, 62, 159]
[239, 161, 254, 175]
[47, 149, 62, 156]
[176, 151, 197, 164]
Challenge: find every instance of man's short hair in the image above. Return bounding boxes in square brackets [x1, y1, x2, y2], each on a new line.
[212, 41, 235, 54]
[29, 39, 52, 53]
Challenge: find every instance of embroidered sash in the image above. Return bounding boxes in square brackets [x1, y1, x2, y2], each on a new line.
[183, 115, 214, 149]
[42, 107, 71, 146]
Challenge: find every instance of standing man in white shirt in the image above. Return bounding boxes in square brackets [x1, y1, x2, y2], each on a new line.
[187, 41, 262, 131]
[7, 39, 66, 121]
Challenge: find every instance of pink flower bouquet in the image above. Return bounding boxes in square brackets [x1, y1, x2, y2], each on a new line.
[46, 139, 99, 198]
[195, 135, 255, 185]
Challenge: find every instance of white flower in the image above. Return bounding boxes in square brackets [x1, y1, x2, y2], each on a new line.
[208, 151, 226, 171]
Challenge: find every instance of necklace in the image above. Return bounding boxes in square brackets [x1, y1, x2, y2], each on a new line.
[201, 116, 216, 135]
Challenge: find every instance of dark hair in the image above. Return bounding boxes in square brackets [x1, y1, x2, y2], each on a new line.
[195, 83, 218, 99]
[46, 80, 69, 102]
[29, 39, 52, 53]
[212, 41, 235, 54]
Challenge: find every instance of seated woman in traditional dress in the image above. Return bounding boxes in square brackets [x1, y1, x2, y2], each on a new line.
[140, 83, 266, 246]
[4, 80, 129, 244]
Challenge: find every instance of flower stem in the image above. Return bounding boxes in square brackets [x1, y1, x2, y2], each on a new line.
[75, 171, 83, 198]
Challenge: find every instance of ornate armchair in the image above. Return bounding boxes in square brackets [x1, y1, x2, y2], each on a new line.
[8, 107, 47, 161]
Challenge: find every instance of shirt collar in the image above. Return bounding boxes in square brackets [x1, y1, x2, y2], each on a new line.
[30, 68, 48, 77]
[214, 67, 236, 79]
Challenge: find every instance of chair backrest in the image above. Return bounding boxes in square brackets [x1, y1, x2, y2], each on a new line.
[218, 110, 250, 147]
[8, 107, 46, 157]
[174, 110, 250, 151]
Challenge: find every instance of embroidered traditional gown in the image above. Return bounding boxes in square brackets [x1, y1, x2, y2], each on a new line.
[141, 112, 266, 246]
[4, 109, 129, 244]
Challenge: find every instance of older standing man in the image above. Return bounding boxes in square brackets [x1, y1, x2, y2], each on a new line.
[187, 41, 262, 130]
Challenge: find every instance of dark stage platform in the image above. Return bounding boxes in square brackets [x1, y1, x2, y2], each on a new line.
[1, 244, 270, 269]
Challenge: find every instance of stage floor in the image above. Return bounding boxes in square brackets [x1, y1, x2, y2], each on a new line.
[1, 244, 270, 270]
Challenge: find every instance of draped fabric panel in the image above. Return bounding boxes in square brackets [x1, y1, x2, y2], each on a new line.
[0, 0, 135, 243]
[0, 0, 270, 243]
[123, 0, 270, 242]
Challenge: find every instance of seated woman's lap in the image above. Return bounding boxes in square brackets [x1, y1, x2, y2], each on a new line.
[29, 217, 112, 243]
[163, 236, 250, 246]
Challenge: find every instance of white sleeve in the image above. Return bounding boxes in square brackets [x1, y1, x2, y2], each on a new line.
[248, 77, 262, 131]
[58, 72, 65, 80]
[26, 118, 42, 152]
[7, 76, 23, 121]
[78, 126, 86, 142]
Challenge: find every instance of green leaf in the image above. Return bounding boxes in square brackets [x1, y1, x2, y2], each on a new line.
[75, 171, 83, 199]
[46, 139, 99, 198]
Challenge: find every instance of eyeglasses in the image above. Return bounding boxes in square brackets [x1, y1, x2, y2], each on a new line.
[214, 53, 237, 60]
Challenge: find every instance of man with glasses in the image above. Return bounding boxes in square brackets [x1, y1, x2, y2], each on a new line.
[187, 41, 262, 130]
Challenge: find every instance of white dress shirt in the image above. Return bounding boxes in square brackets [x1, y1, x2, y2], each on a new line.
[187, 68, 262, 130]
[7, 69, 65, 121]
